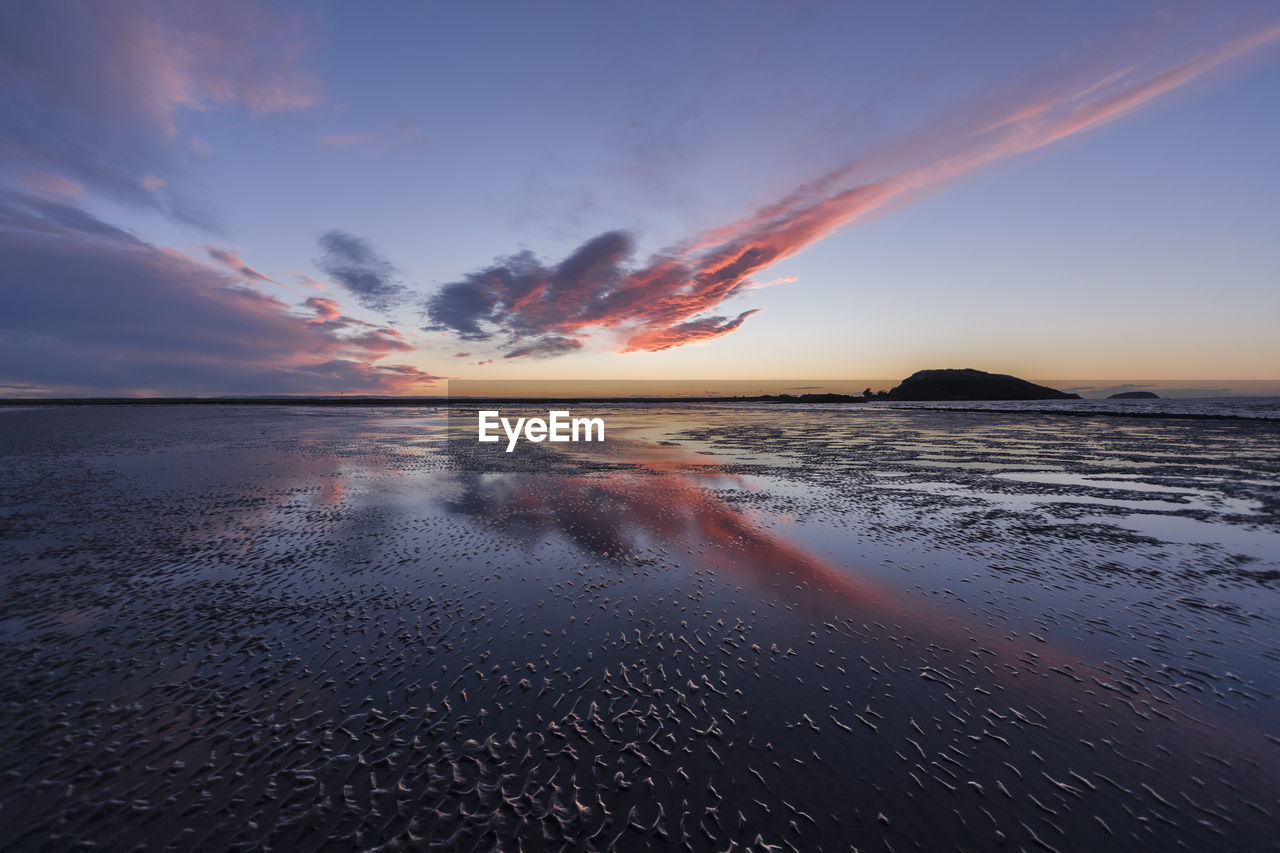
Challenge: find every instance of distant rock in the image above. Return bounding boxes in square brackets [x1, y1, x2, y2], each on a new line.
[885, 368, 1080, 401]
[1107, 391, 1160, 399]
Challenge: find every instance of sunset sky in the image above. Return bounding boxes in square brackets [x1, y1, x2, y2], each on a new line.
[2, 1, 1278, 396]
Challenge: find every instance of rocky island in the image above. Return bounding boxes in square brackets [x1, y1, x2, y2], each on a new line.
[1107, 390, 1160, 399]
[885, 368, 1080, 401]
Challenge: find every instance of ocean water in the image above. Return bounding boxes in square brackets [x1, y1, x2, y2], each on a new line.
[0, 404, 1277, 850]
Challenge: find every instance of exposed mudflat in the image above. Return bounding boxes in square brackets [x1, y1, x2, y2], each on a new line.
[1, 405, 1277, 850]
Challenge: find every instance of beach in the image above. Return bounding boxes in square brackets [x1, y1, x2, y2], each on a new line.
[1, 403, 1277, 850]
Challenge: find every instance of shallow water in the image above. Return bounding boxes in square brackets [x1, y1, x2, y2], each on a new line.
[0, 404, 1277, 850]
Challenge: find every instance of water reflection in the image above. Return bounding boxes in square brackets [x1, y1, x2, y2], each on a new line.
[441, 466, 888, 615]
[436, 439, 1279, 814]
[2, 406, 1276, 850]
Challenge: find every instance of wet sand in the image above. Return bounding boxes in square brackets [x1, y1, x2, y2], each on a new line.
[1, 404, 1277, 850]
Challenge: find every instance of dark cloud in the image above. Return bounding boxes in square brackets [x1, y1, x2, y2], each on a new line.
[422, 228, 767, 360]
[423, 231, 631, 342]
[0, 190, 144, 245]
[317, 230, 408, 312]
[502, 336, 584, 360]
[424, 233, 631, 341]
[0, 192, 438, 396]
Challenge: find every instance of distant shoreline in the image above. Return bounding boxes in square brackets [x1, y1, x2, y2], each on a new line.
[2, 396, 1278, 422]
[0, 394, 864, 407]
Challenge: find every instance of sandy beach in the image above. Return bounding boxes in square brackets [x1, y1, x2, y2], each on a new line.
[1, 403, 1276, 850]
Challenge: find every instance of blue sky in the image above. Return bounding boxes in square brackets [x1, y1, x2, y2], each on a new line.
[2, 1, 1277, 395]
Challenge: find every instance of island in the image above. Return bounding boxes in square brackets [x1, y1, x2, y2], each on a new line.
[884, 368, 1080, 401]
[1107, 391, 1160, 399]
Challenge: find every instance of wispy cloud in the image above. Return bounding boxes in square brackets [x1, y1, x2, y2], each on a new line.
[317, 122, 425, 153]
[621, 310, 760, 353]
[503, 336, 583, 360]
[16, 172, 85, 200]
[207, 246, 280, 286]
[423, 22, 1280, 359]
[188, 137, 213, 160]
[302, 296, 414, 358]
[0, 0, 319, 226]
[294, 273, 327, 290]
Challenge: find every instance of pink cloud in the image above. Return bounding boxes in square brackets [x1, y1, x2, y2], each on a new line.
[124, 1, 321, 134]
[621, 310, 760, 353]
[294, 273, 327, 289]
[425, 22, 1280, 358]
[0, 0, 319, 222]
[302, 295, 417, 359]
[17, 172, 85, 200]
[318, 123, 425, 152]
[207, 246, 281, 287]
[305, 297, 343, 322]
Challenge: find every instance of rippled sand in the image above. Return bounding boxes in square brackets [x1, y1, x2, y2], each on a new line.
[1, 404, 1277, 850]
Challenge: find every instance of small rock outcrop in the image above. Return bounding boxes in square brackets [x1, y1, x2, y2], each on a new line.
[885, 368, 1080, 401]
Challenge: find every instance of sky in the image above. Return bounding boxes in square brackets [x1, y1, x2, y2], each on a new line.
[1, 0, 1278, 397]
